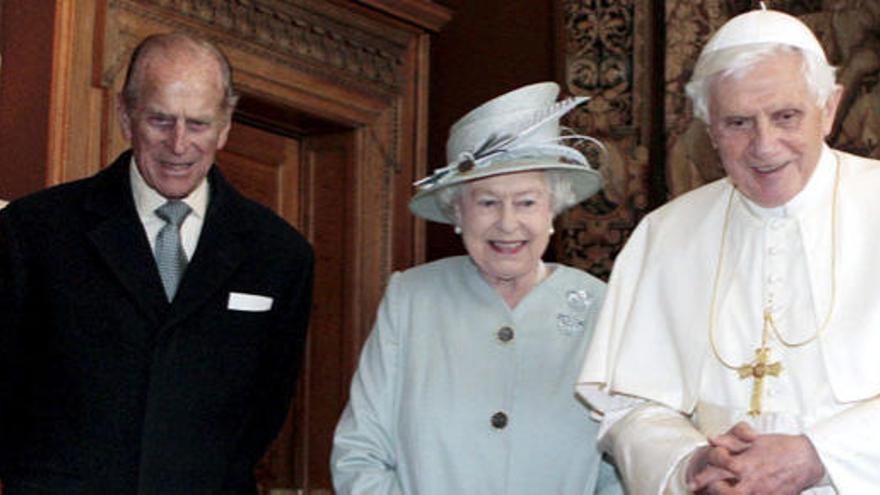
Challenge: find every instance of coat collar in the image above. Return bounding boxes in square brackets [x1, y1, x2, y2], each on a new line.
[85, 151, 169, 324]
[84, 151, 255, 327]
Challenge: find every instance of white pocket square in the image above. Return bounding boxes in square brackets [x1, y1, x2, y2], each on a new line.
[227, 292, 274, 312]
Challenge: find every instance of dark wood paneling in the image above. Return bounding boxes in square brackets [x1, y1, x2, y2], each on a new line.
[0, 0, 56, 199]
[296, 133, 355, 490]
[426, 0, 556, 261]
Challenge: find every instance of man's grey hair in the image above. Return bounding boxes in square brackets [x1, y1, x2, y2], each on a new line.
[434, 169, 578, 223]
[685, 44, 837, 124]
[121, 32, 240, 116]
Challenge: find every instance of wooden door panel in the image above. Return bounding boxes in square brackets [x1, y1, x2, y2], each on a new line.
[218, 123, 301, 221]
[295, 133, 355, 491]
[217, 123, 352, 493]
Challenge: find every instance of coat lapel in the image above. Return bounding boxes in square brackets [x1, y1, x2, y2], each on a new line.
[85, 152, 169, 325]
[160, 167, 251, 330]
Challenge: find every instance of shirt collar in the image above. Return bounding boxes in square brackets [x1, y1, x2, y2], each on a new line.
[739, 144, 835, 219]
[129, 156, 209, 221]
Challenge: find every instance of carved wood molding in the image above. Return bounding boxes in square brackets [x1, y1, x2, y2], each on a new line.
[105, 0, 413, 92]
[355, 0, 452, 33]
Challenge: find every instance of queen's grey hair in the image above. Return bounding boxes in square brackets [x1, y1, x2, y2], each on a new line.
[435, 169, 578, 223]
[685, 45, 837, 124]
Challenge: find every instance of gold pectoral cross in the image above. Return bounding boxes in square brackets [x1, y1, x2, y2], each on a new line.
[736, 310, 783, 416]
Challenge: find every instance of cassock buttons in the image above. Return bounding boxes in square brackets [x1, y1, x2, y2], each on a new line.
[497, 326, 514, 343]
[491, 411, 508, 429]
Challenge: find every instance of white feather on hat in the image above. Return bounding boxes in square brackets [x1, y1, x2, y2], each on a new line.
[409, 82, 603, 224]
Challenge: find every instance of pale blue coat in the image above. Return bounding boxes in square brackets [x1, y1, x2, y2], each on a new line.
[331, 256, 622, 494]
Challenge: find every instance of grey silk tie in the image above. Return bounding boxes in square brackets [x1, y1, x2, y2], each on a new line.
[154, 200, 192, 301]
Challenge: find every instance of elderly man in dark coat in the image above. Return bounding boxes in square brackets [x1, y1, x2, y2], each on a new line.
[0, 32, 313, 494]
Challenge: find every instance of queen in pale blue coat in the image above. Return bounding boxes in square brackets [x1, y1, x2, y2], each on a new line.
[331, 82, 622, 495]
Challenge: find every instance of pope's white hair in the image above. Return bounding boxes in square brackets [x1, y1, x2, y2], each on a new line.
[435, 169, 577, 224]
[685, 44, 837, 124]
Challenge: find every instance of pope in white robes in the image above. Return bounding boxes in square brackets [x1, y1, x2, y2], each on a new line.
[576, 8, 880, 495]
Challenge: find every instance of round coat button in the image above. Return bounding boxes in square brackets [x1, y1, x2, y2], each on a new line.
[491, 411, 508, 429]
[497, 326, 514, 342]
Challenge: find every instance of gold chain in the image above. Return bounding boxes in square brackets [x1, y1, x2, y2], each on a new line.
[708, 158, 840, 370]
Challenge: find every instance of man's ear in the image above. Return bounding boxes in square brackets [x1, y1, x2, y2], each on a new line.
[117, 94, 133, 141]
[216, 113, 233, 151]
[822, 83, 844, 138]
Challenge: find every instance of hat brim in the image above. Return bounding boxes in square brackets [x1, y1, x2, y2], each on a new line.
[408, 159, 603, 224]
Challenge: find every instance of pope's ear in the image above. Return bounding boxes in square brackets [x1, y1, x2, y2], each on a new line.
[706, 124, 718, 150]
[822, 84, 844, 137]
[117, 94, 133, 141]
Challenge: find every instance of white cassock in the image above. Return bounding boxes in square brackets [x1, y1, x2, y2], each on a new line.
[577, 146, 880, 494]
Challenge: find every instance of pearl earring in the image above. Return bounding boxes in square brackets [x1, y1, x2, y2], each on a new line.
[549, 226, 555, 235]
[454, 225, 462, 235]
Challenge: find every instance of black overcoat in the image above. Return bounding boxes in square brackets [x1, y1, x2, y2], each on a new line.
[0, 151, 314, 494]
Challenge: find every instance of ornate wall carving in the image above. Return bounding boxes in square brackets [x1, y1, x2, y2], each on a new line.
[822, 1, 880, 159]
[557, 0, 653, 279]
[107, 0, 408, 92]
[559, 0, 880, 279]
[663, 0, 727, 198]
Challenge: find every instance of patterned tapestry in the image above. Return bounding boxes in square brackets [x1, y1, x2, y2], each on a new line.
[557, 0, 653, 279]
[557, 0, 880, 279]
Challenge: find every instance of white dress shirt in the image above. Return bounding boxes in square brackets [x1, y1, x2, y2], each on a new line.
[129, 159, 208, 261]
